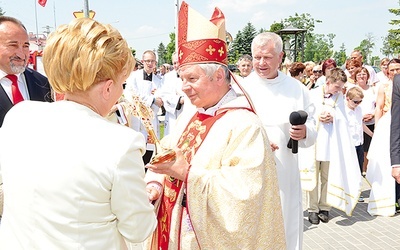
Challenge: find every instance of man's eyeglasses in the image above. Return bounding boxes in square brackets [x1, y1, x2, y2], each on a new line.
[143, 60, 156, 64]
[352, 100, 362, 104]
[313, 70, 322, 73]
[123, 83, 126, 89]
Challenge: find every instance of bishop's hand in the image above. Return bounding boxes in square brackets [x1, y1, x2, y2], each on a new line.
[146, 148, 190, 181]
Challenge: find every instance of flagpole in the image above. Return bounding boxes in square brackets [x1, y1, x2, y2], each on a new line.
[34, 0, 40, 50]
[83, 0, 89, 18]
[53, 0, 57, 28]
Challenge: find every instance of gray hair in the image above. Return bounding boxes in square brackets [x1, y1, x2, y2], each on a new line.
[0, 16, 27, 31]
[198, 64, 231, 84]
[251, 32, 283, 55]
[236, 54, 253, 66]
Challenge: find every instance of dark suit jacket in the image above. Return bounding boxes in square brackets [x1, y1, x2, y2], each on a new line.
[391, 74, 400, 165]
[0, 68, 52, 127]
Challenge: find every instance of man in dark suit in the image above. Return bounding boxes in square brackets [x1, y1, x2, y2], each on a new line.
[391, 73, 400, 184]
[390, 73, 400, 214]
[0, 16, 51, 217]
[0, 16, 52, 127]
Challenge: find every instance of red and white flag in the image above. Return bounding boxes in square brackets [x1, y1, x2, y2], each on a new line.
[38, 0, 47, 7]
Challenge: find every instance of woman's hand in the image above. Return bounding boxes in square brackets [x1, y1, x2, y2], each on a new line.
[146, 182, 163, 202]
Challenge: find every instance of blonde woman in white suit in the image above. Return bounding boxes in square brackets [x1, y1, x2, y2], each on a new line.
[0, 18, 156, 249]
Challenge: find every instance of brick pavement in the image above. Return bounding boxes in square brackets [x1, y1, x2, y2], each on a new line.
[302, 178, 400, 250]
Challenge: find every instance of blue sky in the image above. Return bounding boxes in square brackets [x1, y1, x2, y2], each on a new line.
[1, 0, 397, 59]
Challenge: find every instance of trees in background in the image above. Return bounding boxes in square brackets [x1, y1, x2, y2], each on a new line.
[161, 4, 400, 67]
[3, 0, 395, 66]
[228, 22, 257, 64]
[159, 2, 400, 66]
[158, 33, 176, 65]
[333, 43, 347, 66]
[382, 0, 400, 58]
[156, 42, 167, 65]
[355, 33, 376, 65]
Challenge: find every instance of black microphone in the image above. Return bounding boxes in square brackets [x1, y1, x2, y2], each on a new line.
[287, 110, 308, 154]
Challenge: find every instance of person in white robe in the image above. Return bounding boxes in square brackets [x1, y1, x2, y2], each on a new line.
[124, 50, 163, 164]
[306, 68, 362, 224]
[241, 32, 317, 250]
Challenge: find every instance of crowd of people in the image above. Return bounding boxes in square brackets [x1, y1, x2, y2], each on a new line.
[1, 1, 400, 249]
[280, 52, 400, 219]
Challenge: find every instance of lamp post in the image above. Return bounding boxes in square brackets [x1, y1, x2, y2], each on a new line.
[277, 26, 307, 62]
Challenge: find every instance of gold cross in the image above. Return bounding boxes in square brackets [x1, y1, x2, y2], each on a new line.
[206, 45, 215, 55]
[179, 50, 184, 60]
[218, 47, 225, 57]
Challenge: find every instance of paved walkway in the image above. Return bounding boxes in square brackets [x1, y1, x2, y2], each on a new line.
[303, 178, 400, 250]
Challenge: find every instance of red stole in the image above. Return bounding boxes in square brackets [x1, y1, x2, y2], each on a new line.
[154, 110, 230, 249]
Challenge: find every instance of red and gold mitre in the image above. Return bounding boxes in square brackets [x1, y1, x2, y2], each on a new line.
[178, 1, 228, 67]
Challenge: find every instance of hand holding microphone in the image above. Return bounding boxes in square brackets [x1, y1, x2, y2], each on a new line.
[287, 110, 308, 154]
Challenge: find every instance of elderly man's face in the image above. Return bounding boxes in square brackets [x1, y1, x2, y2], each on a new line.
[252, 41, 283, 79]
[179, 64, 220, 109]
[350, 52, 363, 64]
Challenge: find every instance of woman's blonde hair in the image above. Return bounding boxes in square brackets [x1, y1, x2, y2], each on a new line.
[43, 18, 134, 93]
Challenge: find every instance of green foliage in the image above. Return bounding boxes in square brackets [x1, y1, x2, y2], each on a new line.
[283, 13, 321, 41]
[382, 1, 400, 57]
[130, 48, 136, 58]
[228, 23, 257, 64]
[154, 33, 182, 65]
[157, 42, 167, 66]
[258, 28, 267, 34]
[303, 33, 335, 63]
[154, 7, 399, 67]
[370, 56, 381, 67]
[0, 6, 4, 16]
[333, 43, 347, 66]
[354, 33, 375, 64]
[381, 32, 399, 56]
[279, 13, 330, 62]
[164, 33, 176, 64]
[269, 22, 284, 33]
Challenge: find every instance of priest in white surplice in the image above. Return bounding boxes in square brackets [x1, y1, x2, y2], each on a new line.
[124, 50, 163, 164]
[242, 32, 317, 250]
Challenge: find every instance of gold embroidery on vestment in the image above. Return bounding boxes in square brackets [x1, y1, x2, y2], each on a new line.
[164, 186, 177, 202]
